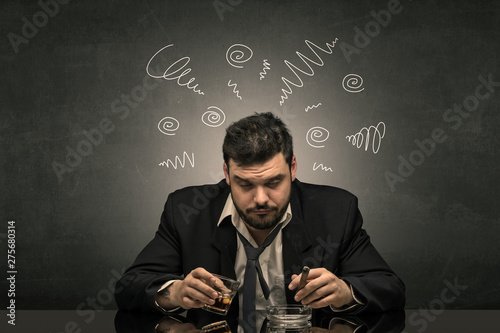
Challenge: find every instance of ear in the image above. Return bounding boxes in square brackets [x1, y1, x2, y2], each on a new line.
[290, 155, 297, 181]
[223, 162, 230, 185]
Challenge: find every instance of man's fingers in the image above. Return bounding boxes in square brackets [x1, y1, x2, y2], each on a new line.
[187, 287, 217, 306]
[190, 267, 214, 280]
[185, 278, 218, 301]
[177, 268, 221, 308]
[182, 295, 207, 308]
[299, 283, 334, 305]
[294, 273, 332, 302]
[210, 275, 231, 293]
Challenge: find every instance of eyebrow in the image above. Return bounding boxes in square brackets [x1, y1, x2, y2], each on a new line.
[234, 174, 286, 183]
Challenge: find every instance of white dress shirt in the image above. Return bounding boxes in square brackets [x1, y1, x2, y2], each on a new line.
[217, 194, 292, 333]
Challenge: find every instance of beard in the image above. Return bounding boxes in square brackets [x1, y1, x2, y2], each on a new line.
[232, 193, 290, 230]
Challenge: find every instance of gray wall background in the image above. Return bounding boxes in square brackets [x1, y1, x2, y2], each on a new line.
[1, 0, 499, 311]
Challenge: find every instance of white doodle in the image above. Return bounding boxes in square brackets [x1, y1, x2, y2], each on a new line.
[313, 162, 333, 172]
[158, 151, 195, 168]
[279, 39, 338, 106]
[305, 103, 322, 112]
[227, 80, 242, 100]
[306, 126, 330, 148]
[158, 116, 180, 135]
[342, 74, 364, 93]
[226, 44, 253, 68]
[346, 121, 386, 154]
[259, 59, 271, 80]
[202, 106, 226, 127]
[146, 44, 205, 95]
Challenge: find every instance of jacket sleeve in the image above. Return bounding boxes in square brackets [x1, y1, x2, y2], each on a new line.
[335, 196, 406, 313]
[114, 193, 185, 312]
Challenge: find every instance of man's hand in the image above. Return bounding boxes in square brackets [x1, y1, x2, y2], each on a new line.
[288, 268, 355, 309]
[156, 267, 220, 310]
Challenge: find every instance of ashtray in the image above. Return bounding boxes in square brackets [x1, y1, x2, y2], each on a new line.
[266, 320, 311, 333]
[266, 305, 312, 323]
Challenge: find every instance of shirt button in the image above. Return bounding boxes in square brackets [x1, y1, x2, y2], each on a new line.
[259, 292, 264, 297]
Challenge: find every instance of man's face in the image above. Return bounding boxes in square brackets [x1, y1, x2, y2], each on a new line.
[223, 153, 297, 230]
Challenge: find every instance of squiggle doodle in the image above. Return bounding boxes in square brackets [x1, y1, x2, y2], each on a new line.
[313, 162, 333, 172]
[342, 74, 364, 93]
[306, 126, 330, 148]
[346, 122, 386, 154]
[146, 44, 204, 95]
[227, 80, 242, 100]
[259, 59, 271, 80]
[158, 116, 180, 135]
[202, 106, 226, 127]
[279, 39, 338, 106]
[305, 103, 322, 112]
[226, 44, 253, 68]
[159, 151, 195, 168]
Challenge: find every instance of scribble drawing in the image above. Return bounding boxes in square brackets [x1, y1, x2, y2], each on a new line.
[202, 106, 226, 127]
[227, 80, 242, 100]
[146, 44, 204, 95]
[342, 74, 364, 93]
[306, 126, 330, 149]
[259, 59, 271, 80]
[279, 38, 338, 106]
[305, 103, 322, 112]
[313, 162, 333, 172]
[158, 116, 180, 135]
[158, 151, 195, 168]
[226, 44, 253, 68]
[346, 121, 386, 154]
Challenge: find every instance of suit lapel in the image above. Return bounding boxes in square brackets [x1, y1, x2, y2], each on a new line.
[282, 183, 324, 304]
[210, 216, 238, 280]
[210, 209, 239, 318]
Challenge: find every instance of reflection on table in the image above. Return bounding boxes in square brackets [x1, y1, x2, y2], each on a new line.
[114, 308, 406, 333]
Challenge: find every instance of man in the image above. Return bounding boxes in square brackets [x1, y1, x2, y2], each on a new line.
[115, 112, 405, 332]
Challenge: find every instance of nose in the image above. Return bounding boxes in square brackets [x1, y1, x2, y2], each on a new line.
[253, 186, 269, 206]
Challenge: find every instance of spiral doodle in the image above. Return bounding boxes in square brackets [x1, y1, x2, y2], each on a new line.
[158, 116, 180, 135]
[202, 106, 226, 127]
[306, 126, 330, 148]
[226, 44, 253, 68]
[342, 74, 365, 93]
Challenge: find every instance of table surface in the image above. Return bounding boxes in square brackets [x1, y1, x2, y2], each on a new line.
[1, 310, 499, 333]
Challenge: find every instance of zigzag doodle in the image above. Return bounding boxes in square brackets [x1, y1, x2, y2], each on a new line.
[259, 59, 271, 80]
[313, 162, 333, 172]
[305, 103, 322, 112]
[227, 80, 242, 100]
[279, 38, 338, 106]
[158, 151, 195, 168]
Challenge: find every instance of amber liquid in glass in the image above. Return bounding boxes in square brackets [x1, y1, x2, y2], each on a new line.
[205, 294, 232, 314]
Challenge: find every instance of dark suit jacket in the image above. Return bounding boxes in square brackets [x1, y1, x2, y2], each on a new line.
[115, 179, 405, 319]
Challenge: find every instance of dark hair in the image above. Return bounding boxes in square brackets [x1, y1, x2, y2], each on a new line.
[222, 112, 294, 167]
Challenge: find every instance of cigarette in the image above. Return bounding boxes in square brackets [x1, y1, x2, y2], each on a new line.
[297, 266, 310, 291]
